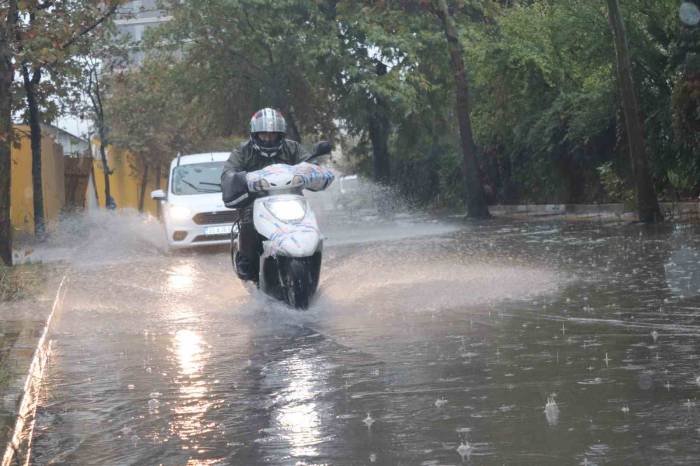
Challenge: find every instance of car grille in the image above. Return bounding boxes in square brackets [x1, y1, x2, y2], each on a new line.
[192, 234, 230, 243]
[192, 210, 238, 225]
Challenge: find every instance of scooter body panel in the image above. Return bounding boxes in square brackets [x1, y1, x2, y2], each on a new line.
[253, 194, 323, 258]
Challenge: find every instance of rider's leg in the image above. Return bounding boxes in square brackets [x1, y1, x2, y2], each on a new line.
[235, 207, 260, 281]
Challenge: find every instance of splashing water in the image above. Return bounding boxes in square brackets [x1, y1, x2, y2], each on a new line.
[17, 209, 167, 266]
[457, 440, 472, 461]
[545, 394, 560, 426]
[363, 413, 375, 429]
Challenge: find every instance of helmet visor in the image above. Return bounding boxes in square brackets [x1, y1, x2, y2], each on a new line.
[254, 132, 284, 149]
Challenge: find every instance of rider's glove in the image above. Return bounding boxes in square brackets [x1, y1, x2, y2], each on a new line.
[250, 180, 264, 192]
[247, 175, 270, 192]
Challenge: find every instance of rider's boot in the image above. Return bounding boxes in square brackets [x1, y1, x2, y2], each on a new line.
[234, 251, 258, 282]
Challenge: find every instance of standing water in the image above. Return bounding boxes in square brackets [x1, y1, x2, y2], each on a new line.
[25, 205, 700, 465]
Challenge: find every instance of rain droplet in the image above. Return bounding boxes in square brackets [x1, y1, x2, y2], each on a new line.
[148, 398, 160, 412]
[363, 413, 375, 429]
[456, 441, 472, 461]
[680, 1, 700, 26]
[651, 330, 659, 343]
[435, 397, 448, 408]
[369, 453, 377, 463]
[621, 405, 630, 414]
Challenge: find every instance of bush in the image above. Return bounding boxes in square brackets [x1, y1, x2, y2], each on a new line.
[596, 161, 635, 207]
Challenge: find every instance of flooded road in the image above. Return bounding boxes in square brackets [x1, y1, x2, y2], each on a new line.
[29, 212, 700, 465]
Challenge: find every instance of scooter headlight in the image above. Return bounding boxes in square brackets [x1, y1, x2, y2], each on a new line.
[169, 205, 192, 221]
[264, 199, 307, 222]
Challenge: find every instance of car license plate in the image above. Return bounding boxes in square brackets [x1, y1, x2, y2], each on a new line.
[204, 225, 232, 236]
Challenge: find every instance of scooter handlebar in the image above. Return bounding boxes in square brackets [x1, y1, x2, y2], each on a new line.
[246, 163, 334, 193]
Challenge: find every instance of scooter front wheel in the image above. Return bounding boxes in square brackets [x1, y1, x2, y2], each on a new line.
[283, 258, 315, 310]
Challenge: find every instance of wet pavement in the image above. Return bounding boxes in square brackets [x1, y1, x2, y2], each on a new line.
[27, 211, 700, 465]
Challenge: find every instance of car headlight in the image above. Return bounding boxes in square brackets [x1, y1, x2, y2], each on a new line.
[169, 205, 192, 221]
[264, 199, 307, 222]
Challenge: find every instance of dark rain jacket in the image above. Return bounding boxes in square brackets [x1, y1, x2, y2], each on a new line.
[223, 139, 310, 174]
[221, 139, 311, 209]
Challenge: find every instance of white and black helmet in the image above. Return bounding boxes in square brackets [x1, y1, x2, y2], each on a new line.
[250, 108, 286, 157]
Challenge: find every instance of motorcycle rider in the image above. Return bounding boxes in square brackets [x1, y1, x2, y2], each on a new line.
[221, 108, 311, 282]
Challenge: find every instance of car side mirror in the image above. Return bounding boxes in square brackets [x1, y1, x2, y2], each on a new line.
[151, 189, 166, 201]
[312, 141, 332, 158]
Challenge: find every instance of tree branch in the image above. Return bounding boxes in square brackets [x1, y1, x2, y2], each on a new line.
[59, 2, 121, 52]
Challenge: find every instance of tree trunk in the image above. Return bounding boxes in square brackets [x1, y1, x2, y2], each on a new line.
[368, 61, 391, 185]
[368, 103, 391, 184]
[434, 0, 490, 219]
[606, 0, 662, 223]
[284, 106, 302, 143]
[88, 65, 114, 209]
[0, 72, 12, 264]
[138, 163, 149, 212]
[0, 1, 18, 266]
[98, 137, 115, 209]
[89, 157, 99, 205]
[155, 161, 162, 218]
[22, 65, 46, 237]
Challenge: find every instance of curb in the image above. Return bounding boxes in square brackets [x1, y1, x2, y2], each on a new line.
[489, 202, 699, 219]
[1, 275, 67, 466]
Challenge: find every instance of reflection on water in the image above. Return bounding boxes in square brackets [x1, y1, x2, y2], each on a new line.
[274, 354, 322, 457]
[170, 329, 214, 446]
[174, 329, 205, 376]
[167, 263, 196, 292]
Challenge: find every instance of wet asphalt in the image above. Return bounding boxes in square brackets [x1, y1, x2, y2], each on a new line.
[28, 211, 700, 465]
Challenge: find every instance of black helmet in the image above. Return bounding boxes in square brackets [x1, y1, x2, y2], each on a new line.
[250, 108, 286, 157]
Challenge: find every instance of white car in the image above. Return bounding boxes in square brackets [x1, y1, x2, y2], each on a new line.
[151, 152, 237, 249]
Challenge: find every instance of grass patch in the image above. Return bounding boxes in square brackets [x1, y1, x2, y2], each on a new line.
[0, 264, 47, 302]
[0, 365, 11, 388]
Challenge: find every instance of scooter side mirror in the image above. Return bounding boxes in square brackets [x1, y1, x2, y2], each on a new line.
[312, 141, 332, 158]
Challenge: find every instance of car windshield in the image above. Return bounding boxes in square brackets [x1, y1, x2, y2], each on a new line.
[171, 162, 224, 195]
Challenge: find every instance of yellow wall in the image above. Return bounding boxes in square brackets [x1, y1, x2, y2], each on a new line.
[10, 126, 65, 235]
[91, 142, 159, 217]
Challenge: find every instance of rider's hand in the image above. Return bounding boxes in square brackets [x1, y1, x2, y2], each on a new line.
[250, 180, 264, 192]
[247, 177, 270, 192]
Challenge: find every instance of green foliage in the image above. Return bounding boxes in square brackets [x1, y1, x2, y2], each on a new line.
[104, 58, 209, 179]
[465, 0, 617, 203]
[11, 1, 125, 124]
[91, 0, 700, 208]
[596, 161, 634, 206]
[151, 0, 338, 140]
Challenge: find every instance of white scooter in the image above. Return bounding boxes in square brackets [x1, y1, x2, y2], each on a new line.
[228, 143, 334, 309]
